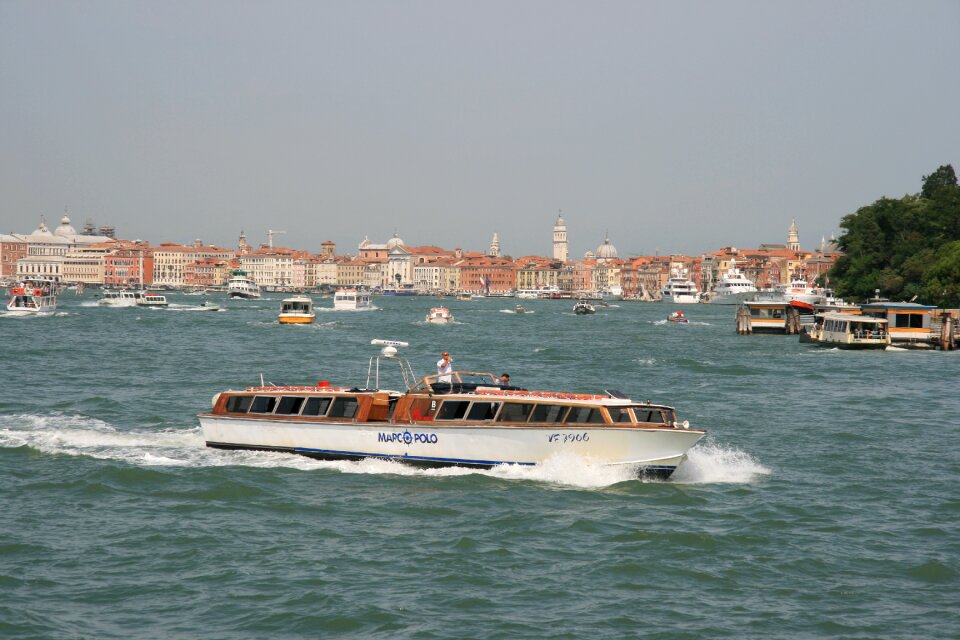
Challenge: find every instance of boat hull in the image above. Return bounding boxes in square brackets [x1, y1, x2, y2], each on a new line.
[661, 294, 700, 304]
[279, 315, 315, 324]
[199, 415, 705, 477]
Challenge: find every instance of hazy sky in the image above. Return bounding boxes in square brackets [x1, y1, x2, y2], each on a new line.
[2, 1, 958, 258]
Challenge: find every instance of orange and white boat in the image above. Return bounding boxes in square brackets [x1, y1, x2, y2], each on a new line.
[197, 340, 705, 478]
[278, 296, 315, 324]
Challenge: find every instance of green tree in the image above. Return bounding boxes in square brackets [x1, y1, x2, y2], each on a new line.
[921, 164, 958, 199]
[829, 165, 960, 303]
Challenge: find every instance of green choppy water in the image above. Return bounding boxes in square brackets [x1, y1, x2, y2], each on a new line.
[1, 293, 958, 639]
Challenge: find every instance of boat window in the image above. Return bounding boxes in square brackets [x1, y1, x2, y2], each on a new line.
[436, 400, 470, 420]
[466, 402, 501, 421]
[225, 395, 253, 413]
[566, 407, 606, 424]
[276, 396, 305, 415]
[530, 404, 568, 423]
[328, 397, 358, 419]
[635, 408, 667, 424]
[614, 408, 635, 423]
[302, 397, 332, 416]
[497, 402, 534, 422]
[249, 396, 278, 414]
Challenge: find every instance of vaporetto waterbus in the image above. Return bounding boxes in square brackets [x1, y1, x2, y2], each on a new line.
[198, 340, 705, 478]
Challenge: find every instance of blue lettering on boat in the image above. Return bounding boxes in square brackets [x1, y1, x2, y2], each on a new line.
[378, 431, 439, 444]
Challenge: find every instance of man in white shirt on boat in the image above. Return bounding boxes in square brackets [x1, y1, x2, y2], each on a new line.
[437, 351, 453, 383]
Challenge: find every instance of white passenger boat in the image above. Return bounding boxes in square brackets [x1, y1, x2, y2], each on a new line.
[333, 288, 372, 310]
[708, 262, 758, 305]
[775, 277, 824, 305]
[573, 300, 596, 315]
[227, 270, 261, 299]
[136, 293, 169, 307]
[198, 340, 706, 478]
[660, 268, 701, 304]
[98, 289, 145, 307]
[425, 306, 454, 324]
[6, 278, 57, 315]
[279, 296, 315, 324]
[808, 312, 890, 349]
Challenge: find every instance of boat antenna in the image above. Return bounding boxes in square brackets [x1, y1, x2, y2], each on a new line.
[367, 339, 416, 390]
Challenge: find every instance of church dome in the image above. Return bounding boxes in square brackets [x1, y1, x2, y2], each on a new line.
[358, 236, 371, 249]
[32, 221, 52, 236]
[386, 233, 404, 249]
[595, 234, 618, 260]
[55, 215, 77, 237]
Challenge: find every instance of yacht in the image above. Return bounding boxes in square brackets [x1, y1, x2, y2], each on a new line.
[197, 339, 706, 478]
[98, 289, 145, 307]
[6, 278, 57, 315]
[776, 276, 824, 305]
[425, 306, 454, 324]
[333, 288, 372, 310]
[227, 270, 261, 299]
[660, 268, 701, 304]
[279, 296, 316, 324]
[708, 262, 758, 304]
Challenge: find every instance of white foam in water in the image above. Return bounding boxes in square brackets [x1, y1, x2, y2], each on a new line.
[670, 442, 771, 484]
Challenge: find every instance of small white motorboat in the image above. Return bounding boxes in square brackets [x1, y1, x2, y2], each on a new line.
[425, 307, 454, 324]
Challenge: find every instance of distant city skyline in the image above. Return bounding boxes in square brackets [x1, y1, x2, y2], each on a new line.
[2, 1, 958, 257]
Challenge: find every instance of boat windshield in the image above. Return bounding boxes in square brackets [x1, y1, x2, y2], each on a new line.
[411, 372, 499, 393]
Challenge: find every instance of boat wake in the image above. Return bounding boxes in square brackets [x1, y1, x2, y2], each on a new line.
[0, 414, 768, 487]
[499, 309, 534, 314]
[670, 442, 771, 484]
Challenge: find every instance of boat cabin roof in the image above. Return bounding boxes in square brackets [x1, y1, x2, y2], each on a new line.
[860, 302, 935, 312]
[821, 312, 887, 325]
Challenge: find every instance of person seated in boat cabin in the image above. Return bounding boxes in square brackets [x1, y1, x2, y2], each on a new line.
[498, 373, 511, 387]
[437, 351, 453, 383]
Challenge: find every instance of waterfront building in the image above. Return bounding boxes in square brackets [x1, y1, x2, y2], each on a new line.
[553, 213, 568, 262]
[314, 259, 339, 287]
[515, 257, 564, 292]
[153, 243, 234, 288]
[336, 258, 366, 288]
[240, 247, 311, 290]
[103, 244, 155, 288]
[183, 257, 230, 288]
[62, 243, 119, 285]
[15, 215, 113, 281]
[413, 257, 457, 293]
[0, 234, 28, 279]
[455, 255, 516, 294]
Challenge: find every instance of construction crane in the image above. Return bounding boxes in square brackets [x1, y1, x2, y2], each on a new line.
[267, 229, 287, 249]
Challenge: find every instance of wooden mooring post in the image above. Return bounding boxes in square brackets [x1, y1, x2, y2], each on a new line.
[941, 314, 955, 351]
[736, 306, 752, 335]
[785, 306, 801, 335]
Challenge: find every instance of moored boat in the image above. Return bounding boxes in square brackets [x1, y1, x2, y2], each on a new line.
[6, 278, 57, 315]
[708, 261, 758, 305]
[197, 340, 706, 477]
[425, 306, 454, 324]
[279, 296, 315, 324]
[661, 268, 701, 304]
[809, 312, 890, 349]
